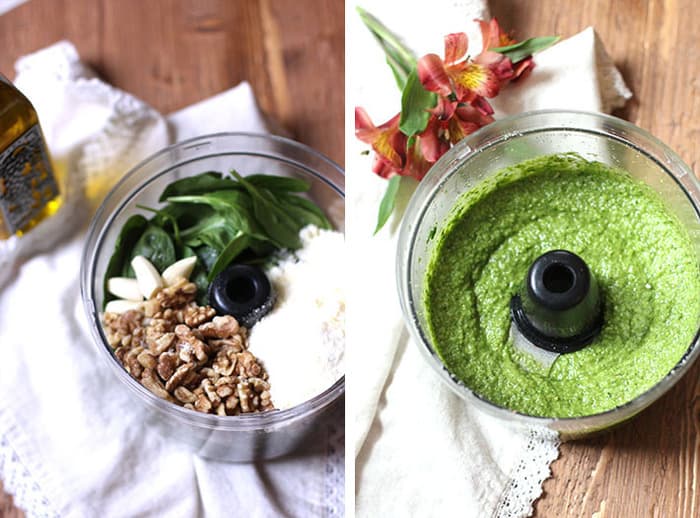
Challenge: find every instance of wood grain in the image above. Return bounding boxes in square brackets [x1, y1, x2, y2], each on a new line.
[487, 0, 700, 516]
[0, 0, 344, 165]
[0, 1, 343, 516]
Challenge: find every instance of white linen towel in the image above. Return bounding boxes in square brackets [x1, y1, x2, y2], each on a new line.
[348, 1, 631, 516]
[0, 41, 344, 518]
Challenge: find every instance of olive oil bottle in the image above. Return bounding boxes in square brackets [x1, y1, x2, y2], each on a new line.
[0, 73, 61, 239]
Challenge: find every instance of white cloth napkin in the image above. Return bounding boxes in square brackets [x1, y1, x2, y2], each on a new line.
[0, 41, 343, 518]
[348, 1, 631, 517]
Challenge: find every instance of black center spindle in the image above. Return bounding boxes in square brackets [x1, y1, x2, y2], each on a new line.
[208, 264, 275, 328]
[510, 250, 603, 354]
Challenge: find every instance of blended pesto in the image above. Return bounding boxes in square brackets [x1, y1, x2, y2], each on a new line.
[424, 153, 700, 417]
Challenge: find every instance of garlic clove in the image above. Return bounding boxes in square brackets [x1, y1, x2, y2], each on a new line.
[161, 256, 198, 286]
[131, 256, 164, 299]
[107, 277, 144, 301]
[105, 299, 143, 314]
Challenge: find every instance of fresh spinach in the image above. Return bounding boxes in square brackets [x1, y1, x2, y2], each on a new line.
[231, 171, 303, 249]
[207, 232, 251, 282]
[103, 170, 334, 306]
[103, 214, 148, 306]
[127, 224, 176, 275]
[276, 193, 333, 230]
[245, 174, 310, 193]
[158, 172, 238, 201]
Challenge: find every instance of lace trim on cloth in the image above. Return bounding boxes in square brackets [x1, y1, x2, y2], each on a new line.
[494, 427, 560, 518]
[0, 419, 59, 518]
[324, 408, 345, 518]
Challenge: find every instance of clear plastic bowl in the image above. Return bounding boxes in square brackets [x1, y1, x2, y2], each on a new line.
[81, 133, 344, 460]
[397, 110, 700, 439]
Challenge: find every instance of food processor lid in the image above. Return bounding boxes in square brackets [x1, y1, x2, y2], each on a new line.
[510, 249, 604, 354]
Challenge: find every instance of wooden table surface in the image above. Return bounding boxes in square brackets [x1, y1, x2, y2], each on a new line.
[0, 1, 343, 516]
[486, 1, 700, 516]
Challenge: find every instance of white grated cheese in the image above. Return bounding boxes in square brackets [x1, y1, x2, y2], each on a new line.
[247, 225, 345, 409]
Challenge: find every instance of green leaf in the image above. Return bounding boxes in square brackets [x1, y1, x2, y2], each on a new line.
[179, 213, 235, 244]
[357, 6, 416, 91]
[374, 175, 402, 234]
[194, 245, 219, 273]
[231, 171, 302, 249]
[128, 224, 176, 274]
[492, 36, 560, 63]
[245, 174, 310, 192]
[167, 191, 263, 239]
[103, 214, 148, 307]
[192, 245, 219, 305]
[158, 171, 238, 201]
[137, 204, 182, 245]
[277, 193, 333, 230]
[386, 58, 410, 91]
[207, 232, 250, 282]
[399, 69, 437, 137]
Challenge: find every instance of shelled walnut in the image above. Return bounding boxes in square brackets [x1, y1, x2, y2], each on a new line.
[103, 278, 274, 415]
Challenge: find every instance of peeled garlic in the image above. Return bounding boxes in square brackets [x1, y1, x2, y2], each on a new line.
[131, 256, 164, 299]
[105, 299, 143, 314]
[107, 277, 144, 301]
[161, 256, 197, 286]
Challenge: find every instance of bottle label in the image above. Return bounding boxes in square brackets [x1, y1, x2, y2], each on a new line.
[0, 125, 59, 234]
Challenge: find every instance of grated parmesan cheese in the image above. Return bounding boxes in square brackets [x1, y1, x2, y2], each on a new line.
[247, 224, 345, 409]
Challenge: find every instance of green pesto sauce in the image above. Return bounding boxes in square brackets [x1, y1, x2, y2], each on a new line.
[424, 153, 700, 417]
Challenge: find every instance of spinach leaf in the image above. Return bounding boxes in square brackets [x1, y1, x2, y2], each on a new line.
[168, 191, 263, 239]
[245, 174, 310, 193]
[276, 193, 333, 230]
[158, 172, 239, 201]
[103, 214, 148, 307]
[127, 224, 176, 274]
[194, 244, 219, 273]
[231, 171, 302, 249]
[179, 213, 236, 244]
[207, 232, 251, 282]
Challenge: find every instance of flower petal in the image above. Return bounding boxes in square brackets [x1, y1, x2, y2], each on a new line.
[418, 53, 453, 96]
[373, 129, 406, 168]
[371, 155, 400, 179]
[493, 18, 517, 47]
[429, 96, 457, 120]
[512, 57, 535, 81]
[405, 143, 434, 181]
[452, 62, 500, 98]
[455, 104, 495, 126]
[471, 96, 495, 116]
[419, 117, 450, 163]
[476, 19, 495, 50]
[448, 117, 480, 144]
[355, 107, 379, 144]
[444, 33, 468, 64]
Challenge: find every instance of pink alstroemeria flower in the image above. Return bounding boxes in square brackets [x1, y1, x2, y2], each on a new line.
[355, 107, 407, 178]
[477, 17, 535, 81]
[417, 32, 503, 105]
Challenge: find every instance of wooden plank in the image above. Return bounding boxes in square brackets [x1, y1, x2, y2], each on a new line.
[0, 0, 343, 515]
[0, 0, 343, 164]
[487, 0, 700, 515]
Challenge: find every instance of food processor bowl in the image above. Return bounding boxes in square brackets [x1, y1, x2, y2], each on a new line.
[397, 110, 700, 439]
[81, 133, 344, 461]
